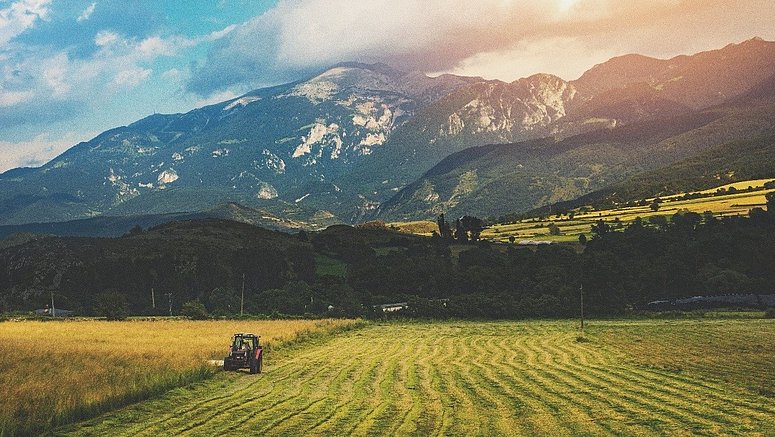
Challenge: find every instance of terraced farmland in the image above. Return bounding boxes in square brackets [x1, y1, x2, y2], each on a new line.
[59, 319, 775, 436]
[390, 178, 775, 244]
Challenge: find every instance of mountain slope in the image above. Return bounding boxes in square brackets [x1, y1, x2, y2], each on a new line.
[1, 39, 774, 226]
[531, 133, 775, 214]
[376, 100, 775, 220]
[0, 202, 335, 241]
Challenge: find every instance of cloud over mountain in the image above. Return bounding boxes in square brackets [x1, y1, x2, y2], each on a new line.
[186, 0, 775, 95]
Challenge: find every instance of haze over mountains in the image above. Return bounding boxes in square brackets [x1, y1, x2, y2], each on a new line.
[1, 37, 774, 230]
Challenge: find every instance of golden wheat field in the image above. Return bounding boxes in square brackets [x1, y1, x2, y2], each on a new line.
[56, 318, 775, 436]
[0, 318, 357, 436]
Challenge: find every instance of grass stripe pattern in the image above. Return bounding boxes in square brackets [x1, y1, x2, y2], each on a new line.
[57, 319, 775, 436]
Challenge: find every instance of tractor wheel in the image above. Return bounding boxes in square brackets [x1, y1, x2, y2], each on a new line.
[223, 359, 231, 371]
[257, 355, 263, 374]
[249, 359, 258, 374]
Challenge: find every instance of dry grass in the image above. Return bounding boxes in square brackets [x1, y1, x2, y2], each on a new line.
[0, 318, 357, 435]
[388, 220, 438, 236]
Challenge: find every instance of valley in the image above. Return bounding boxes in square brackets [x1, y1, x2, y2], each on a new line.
[1, 15, 775, 436]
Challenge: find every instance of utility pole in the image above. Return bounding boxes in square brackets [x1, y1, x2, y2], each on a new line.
[51, 290, 56, 318]
[166, 292, 173, 316]
[240, 273, 245, 316]
[579, 283, 585, 335]
[151, 287, 156, 309]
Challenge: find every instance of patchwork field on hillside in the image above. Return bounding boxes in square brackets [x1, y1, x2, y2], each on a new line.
[58, 319, 775, 436]
[391, 179, 774, 244]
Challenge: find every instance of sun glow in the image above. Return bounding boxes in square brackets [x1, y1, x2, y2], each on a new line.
[558, 0, 578, 13]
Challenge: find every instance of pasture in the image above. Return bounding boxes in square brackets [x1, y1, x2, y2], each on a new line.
[0, 318, 357, 436]
[391, 179, 775, 244]
[58, 318, 775, 436]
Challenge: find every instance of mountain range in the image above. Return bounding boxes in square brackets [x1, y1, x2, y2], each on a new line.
[2, 37, 774, 231]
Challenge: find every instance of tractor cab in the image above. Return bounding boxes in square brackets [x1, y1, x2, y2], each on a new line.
[231, 334, 257, 352]
[223, 333, 263, 374]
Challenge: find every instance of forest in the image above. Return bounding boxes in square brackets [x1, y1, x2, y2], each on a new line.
[1, 194, 774, 319]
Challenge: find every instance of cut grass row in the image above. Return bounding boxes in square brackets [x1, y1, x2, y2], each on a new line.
[0, 318, 358, 436]
[58, 319, 775, 436]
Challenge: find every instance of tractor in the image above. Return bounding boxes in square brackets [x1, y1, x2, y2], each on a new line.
[223, 333, 263, 374]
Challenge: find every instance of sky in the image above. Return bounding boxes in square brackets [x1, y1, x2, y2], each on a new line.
[1, 0, 774, 172]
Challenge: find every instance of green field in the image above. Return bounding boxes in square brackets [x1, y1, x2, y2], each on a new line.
[390, 179, 774, 244]
[488, 179, 774, 244]
[57, 319, 775, 436]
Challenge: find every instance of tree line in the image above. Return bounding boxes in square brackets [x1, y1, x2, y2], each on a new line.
[1, 198, 774, 319]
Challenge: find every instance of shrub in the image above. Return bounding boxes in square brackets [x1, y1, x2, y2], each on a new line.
[181, 300, 209, 320]
[764, 307, 775, 319]
[94, 291, 129, 321]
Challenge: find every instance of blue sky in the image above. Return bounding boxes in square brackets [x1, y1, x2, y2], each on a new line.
[2, 0, 775, 172]
[0, 0, 278, 170]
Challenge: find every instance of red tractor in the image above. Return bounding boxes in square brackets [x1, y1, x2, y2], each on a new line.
[223, 333, 263, 374]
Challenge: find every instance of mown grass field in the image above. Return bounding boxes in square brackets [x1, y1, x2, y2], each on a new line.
[0, 318, 357, 436]
[58, 318, 775, 436]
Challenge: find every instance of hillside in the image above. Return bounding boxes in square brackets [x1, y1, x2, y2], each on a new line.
[0, 219, 314, 313]
[0, 202, 335, 241]
[530, 133, 775, 215]
[376, 100, 775, 220]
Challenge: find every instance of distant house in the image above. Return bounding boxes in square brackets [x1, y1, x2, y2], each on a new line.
[518, 240, 554, 246]
[376, 302, 409, 312]
[644, 294, 775, 310]
[35, 307, 74, 317]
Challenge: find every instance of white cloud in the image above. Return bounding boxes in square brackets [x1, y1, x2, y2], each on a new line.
[0, 90, 34, 107]
[77, 2, 96, 23]
[0, 0, 51, 45]
[94, 29, 118, 47]
[0, 131, 97, 172]
[111, 67, 152, 88]
[188, 0, 775, 94]
[193, 89, 239, 108]
[0, 20, 238, 132]
[161, 68, 182, 80]
[434, 37, 618, 82]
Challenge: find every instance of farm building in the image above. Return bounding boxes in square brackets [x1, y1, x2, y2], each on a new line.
[35, 307, 75, 317]
[376, 302, 409, 312]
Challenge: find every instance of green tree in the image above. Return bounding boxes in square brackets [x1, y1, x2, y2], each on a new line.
[649, 215, 669, 230]
[437, 214, 452, 240]
[208, 287, 240, 316]
[548, 223, 561, 236]
[181, 300, 209, 320]
[591, 220, 610, 238]
[767, 192, 775, 213]
[454, 219, 468, 242]
[461, 216, 485, 241]
[94, 291, 129, 321]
